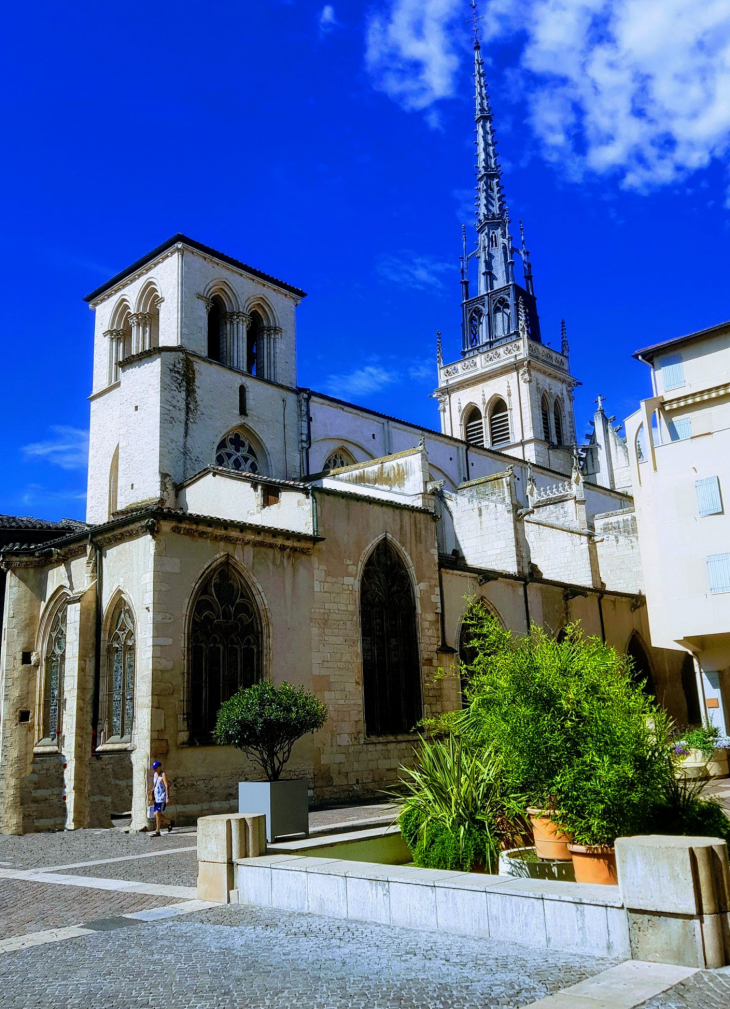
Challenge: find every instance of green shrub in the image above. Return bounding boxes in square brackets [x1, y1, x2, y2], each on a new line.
[458, 611, 675, 846]
[650, 774, 730, 844]
[394, 734, 522, 872]
[214, 681, 328, 781]
[679, 724, 722, 759]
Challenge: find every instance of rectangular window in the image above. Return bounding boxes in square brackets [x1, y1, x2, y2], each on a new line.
[263, 488, 280, 507]
[696, 476, 723, 516]
[707, 553, 730, 593]
[669, 417, 691, 441]
[660, 354, 685, 391]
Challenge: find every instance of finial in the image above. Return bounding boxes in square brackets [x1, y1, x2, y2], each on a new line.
[469, 0, 481, 47]
[561, 319, 569, 356]
[595, 393, 605, 412]
[518, 298, 528, 338]
[436, 331, 443, 368]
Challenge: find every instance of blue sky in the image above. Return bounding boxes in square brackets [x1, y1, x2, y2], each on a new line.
[2, 0, 729, 521]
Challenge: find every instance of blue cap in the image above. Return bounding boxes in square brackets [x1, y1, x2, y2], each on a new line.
[152, 760, 162, 769]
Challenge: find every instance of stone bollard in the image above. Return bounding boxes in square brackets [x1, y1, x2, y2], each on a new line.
[197, 813, 267, 903]
[615, 834, 730, 968]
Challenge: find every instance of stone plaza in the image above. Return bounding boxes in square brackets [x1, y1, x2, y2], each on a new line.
[0, 823, 728, 1009]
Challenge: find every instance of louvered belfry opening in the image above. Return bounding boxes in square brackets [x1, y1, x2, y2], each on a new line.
[489, 399, 510, 447]
[360, 539, 421, 736]
[189, 558, 261, 741]
[553, 400, 564, 445]
[541, 395, 551, 441]
[464, 406, 485, 447]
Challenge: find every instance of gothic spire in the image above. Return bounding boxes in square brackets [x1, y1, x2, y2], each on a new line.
[472, 1, 504, 226]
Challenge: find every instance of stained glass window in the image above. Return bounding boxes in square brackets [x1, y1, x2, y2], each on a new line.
[215, 430, 260, 474]
[360, 539, 421, 736]
[101, 599, 135, 742]
[43, 604, 67, 743]
[189, 560, 262, 740]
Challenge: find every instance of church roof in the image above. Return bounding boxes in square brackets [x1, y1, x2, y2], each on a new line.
[633, 318, 730, 363]
[0, 514, 84, 531]
[83, 234, 307, 303]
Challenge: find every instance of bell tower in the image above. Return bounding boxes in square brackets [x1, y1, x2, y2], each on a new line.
[435, 1, 577, 475]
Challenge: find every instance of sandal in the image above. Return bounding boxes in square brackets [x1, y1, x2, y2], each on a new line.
[150, 831, 161, 837]
[167, 820, 175, 833]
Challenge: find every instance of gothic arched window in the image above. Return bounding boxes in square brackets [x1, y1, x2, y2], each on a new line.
[324, 447, 355, 472]
[553, 400, 564, 446]
[469, 310, 482, 348]
[189, 561, 262, 741]
[42, 602, 67, 744]
[215, 429, 261, 474]
[360, 539, 421, 736]
[464, 406, 484, 447]
[493, 298, 511, 339]
[541, 394, 551, 441]
[626, 633, 655, 697]
[207, 294, 225, 363]
[458, 599, 501, 707]
[247, 310, 263, 376]
[100, 599, 135, 743]
[489, 399, 510, 446]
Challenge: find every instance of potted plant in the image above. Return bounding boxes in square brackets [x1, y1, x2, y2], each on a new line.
[215, 681, 328, 842]
[675, 724, 729, 779]
[395, 734, 524, 873]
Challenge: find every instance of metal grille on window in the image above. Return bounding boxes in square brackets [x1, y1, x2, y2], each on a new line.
[189, 559, 261, 740]
[43, 604, 67, 743]
[360, 539, 421, 736]
[660, 354, 685, 392]
[464, 407, 484, 447]
[489, 400, 510, 446]
[707, 553, 730, 594]
[696, 477, 723, 517]
[541, 396, 551, 441]
[102, 600, 135, 742]
[215, 430, 260, 473]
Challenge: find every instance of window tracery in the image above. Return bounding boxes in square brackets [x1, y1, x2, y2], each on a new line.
[42, 603, 67, 744]
[100, 599, 135, 743]
[215, 430, 260, 474]
[189, 561, 262, 741]
[324, 448, 355, 471]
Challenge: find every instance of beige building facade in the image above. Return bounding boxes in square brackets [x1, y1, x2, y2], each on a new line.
[626, 320, 730, 735]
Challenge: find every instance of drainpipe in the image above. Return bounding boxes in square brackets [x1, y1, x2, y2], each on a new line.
[522, 580, 530, 632]
[597, 592, 606, 643]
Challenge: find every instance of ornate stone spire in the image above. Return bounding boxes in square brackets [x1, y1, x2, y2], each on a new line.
[473, 6, 504, 229]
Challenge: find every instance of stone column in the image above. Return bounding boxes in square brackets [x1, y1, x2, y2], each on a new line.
[0, 567, 43, 834]
[104, 330, 122, 384]
[60, 582, 96, 830]
[228, 313, 248, 372]
[263, 326, 281, 382]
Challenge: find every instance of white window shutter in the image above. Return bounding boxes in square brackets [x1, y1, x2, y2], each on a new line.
[670, 418, 692, 441]
[661, 354, 685, 391]
[707, 553, 730, 593]
[696, 477, 723, 517]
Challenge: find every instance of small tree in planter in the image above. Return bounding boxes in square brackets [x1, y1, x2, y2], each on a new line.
[215, 681, 328, 841]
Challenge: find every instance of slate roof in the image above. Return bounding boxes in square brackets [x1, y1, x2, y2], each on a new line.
[0, 515, 84, 531]
[83, 234, 307, 303]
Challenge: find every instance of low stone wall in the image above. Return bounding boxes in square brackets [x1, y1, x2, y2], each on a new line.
[234, 855, 629, 959]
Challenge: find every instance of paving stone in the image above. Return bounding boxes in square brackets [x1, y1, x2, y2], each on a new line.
[0, 827, 194, 870]
[639, 969, 730, 1009]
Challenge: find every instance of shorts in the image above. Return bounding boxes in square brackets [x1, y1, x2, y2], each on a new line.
[153, 801, 166, 813]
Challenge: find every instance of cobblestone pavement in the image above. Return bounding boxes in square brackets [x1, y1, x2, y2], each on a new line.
[0, 901, 619, 1009]
[0, 827, 194, 869]
[69, 849, 198, 887]
[641, 969, 730, 1008]
[0, 878, 186, 939]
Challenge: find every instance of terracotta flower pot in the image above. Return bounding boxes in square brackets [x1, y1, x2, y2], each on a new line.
[568, 843, 617, 885]
[526, 807, 574, 861]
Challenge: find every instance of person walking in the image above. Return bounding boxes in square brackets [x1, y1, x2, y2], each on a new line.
[149, 760, 174, 836]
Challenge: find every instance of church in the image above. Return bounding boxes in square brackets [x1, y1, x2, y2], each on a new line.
[0, 30, 696, 834]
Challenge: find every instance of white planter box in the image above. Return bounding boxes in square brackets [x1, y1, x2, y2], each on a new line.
[678, 747, 729, 779]
[238, 779, 309, 842]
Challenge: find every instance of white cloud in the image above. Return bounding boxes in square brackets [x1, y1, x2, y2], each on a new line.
[366, 0, 730, 193]
[22, 426, 89, 471]
[324, 365, 398, 398]
[319, 5, 339, 34]
[376, 251, 453, 289]
[365, 0, 463, 110]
